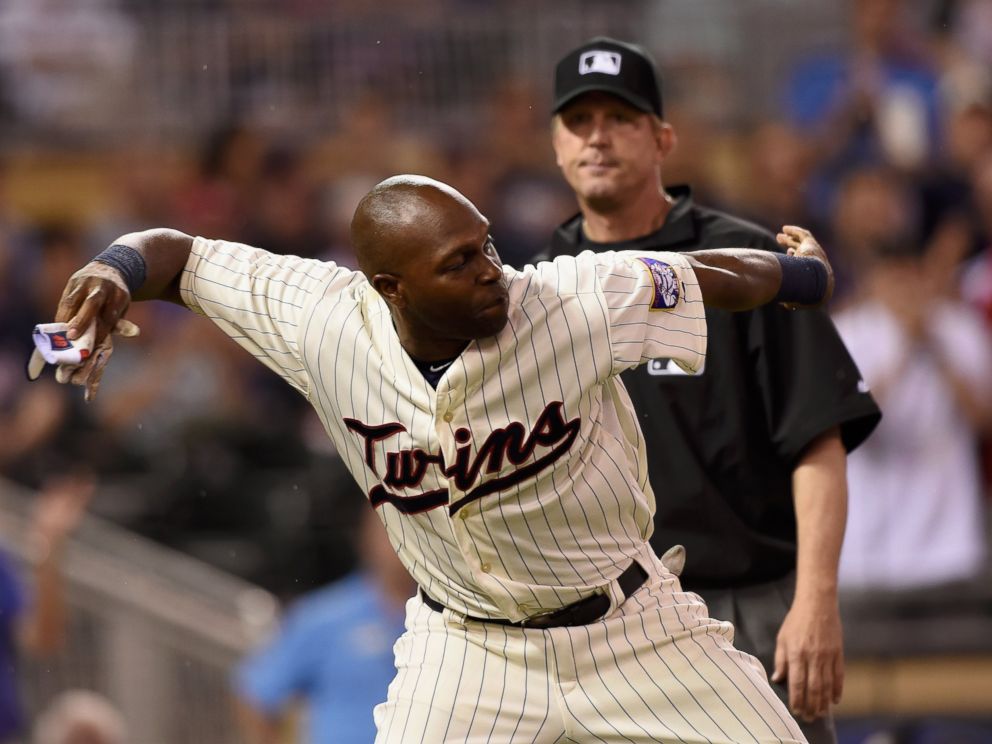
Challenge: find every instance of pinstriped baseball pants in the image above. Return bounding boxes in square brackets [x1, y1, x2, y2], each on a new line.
[374, 557, 807, 743]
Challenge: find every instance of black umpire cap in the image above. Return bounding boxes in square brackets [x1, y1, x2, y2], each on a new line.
[553, 37, 663, 117]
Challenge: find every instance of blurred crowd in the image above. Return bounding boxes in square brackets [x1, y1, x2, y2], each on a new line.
[0, 0, 992, 742]
[0, 0, 989, 610]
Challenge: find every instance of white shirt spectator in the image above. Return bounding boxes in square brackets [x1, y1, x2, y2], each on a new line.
[0, 0, 136, 129]
[835, 299, 992, 589]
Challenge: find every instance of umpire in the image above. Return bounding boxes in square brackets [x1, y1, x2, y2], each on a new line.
[539, 37, 881, 742]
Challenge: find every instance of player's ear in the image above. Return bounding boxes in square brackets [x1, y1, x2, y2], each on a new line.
[372, 273, 404, 307]
[550, 117, 567, 168]
[654, 119, 676, 160]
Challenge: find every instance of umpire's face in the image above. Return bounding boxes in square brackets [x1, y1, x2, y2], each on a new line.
[552, 92, 674, 212]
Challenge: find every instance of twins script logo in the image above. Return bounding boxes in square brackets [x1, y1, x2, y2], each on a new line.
[344, 401, 581, 516]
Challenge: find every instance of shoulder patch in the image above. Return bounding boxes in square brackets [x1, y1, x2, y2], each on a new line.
[635, 257, 681, 310]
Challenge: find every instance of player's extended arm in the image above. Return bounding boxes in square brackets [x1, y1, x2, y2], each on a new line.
[51, 228, 194, 399]
[772, 427, 847, 722]
[686, 226, 834, 311]
[58, 229, 194, 339]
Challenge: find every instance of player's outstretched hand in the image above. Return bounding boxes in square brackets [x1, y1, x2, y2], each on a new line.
[51, 262, 140, 401]
[775, 225, 835, 309]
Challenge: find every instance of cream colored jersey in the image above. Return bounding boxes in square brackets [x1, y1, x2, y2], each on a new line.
[180, 238, 705, 622]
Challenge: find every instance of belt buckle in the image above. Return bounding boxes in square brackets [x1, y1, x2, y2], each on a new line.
[520, 593, 608, 629]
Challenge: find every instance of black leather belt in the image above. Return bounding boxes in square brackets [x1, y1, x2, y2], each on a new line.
[420, 559, 648, 629]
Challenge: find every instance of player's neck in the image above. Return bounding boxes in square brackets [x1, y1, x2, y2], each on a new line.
[580, 189, 673, 243]
[393, 315, 469, 362]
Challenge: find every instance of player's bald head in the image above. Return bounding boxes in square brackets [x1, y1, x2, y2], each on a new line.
[350, 175, 482, 277]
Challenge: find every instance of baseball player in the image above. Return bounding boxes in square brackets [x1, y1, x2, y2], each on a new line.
[539, 37, 882, 741]
[41, 175, 834, 743]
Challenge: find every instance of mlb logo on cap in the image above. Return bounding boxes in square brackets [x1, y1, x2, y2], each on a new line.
[553, 36, 663, 117]
[579, 50, 621, 76]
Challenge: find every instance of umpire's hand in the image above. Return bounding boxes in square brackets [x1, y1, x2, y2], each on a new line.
[52, 262, 140, 401]
[772, 592, 844, 723]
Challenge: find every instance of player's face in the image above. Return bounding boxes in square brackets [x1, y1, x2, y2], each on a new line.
[552, 93, 669, 211]
[398, 203, 509, 350]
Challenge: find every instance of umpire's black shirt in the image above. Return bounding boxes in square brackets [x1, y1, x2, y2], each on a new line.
[543, 186, 881, 588]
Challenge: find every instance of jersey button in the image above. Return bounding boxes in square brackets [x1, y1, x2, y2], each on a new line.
[458, 508, 470, 520]
[442, 412, 454, 423]
[480, 563, 491, 573]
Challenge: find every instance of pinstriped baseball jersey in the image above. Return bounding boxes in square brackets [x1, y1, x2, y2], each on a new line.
[179, 237, 705, 622]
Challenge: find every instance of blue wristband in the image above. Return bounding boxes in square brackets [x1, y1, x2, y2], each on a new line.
[773, 253, 828, 305]
[91, 244, 147, 294]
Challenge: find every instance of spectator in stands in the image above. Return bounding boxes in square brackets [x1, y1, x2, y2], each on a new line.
[829, 168, 922, 304]
[173, 125, 268, 242]
[939, 0, 992, 68]
[472, 78, 575, 267]
[917, 29, 992, 260]
[488, 170, 574, 268]
[782, 0, 941, 223]
[0, 474, 96, 743]
[32, 689, 126, 744]
[309, 92, 445, 183]
[316, 173, 379, 267]
[475, 79, 556, 186]
[0, 224, 86, 488]
[963, 152, 992, 320]
[833, 169, 992, 591]
[91, 147, 185, 252]
[243, 145, 328, 259]
[962, 152, 992, 514]
[740, 121, 822, 239]
[233, 503, 414, 744]
[0, 0, 136, 132]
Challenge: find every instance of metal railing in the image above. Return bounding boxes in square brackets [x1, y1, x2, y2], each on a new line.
[0, 478, 278, 743]
[0, 0, 849, 146]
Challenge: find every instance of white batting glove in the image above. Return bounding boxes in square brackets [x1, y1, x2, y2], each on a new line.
[27, 318, 140, 401]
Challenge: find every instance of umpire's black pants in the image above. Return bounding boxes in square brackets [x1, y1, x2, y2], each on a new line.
[698, 571, 837, 744]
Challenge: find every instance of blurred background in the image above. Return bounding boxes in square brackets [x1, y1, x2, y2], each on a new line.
[0, 0, 990, 742]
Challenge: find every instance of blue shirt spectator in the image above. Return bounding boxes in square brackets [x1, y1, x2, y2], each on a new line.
[236, 572, 406, 744]
[783, 53, 940, 139]
[0, 550, 25, 741]
[779, 0, 942, 232]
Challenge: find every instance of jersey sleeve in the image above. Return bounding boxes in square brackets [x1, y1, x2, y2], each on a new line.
[594, 250, 707, 376]
[179, 237, 353, 397]
[748, 303, 881, 463]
